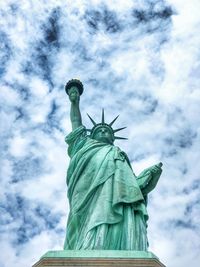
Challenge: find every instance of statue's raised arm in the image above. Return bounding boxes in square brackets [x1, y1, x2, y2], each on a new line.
[65, 79, 84, 131]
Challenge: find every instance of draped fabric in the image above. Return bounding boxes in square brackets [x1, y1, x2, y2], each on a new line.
[64, 126, 148, 250]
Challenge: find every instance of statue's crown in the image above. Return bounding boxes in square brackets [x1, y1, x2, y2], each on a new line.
[87, 109, 127, 142]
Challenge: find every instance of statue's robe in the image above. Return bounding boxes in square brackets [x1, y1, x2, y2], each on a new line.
[64, 126, 148, 250]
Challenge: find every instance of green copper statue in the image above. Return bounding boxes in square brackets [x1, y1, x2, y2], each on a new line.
[64, 79, 162, 251]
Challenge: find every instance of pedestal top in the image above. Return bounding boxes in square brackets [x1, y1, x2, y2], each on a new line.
[32, 250, 166, 267]
[42, 250, 158, 259]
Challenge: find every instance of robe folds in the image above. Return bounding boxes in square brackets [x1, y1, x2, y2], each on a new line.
[64, 126, 148, 250]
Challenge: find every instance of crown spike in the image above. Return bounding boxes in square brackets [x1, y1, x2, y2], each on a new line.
[113, 127, 127, 133]
[114, 136, 128, 140]
[109, 115, 119, 126]
[101, 108, 105, 124]
[87, 113, 96, 126]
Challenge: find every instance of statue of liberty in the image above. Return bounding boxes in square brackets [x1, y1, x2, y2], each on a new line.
[64, 79, 162, 251]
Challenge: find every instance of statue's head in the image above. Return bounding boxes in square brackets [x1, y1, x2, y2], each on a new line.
[87, 109, 127, 145]
[91, 124, 115, 144]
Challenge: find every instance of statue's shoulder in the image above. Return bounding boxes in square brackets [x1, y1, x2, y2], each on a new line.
[65, 126, 88, 157]
[112, 145, 130, 162]
[65, 125, 87, 144]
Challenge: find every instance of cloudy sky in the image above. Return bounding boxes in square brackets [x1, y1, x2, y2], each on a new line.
[0, 0, 200, 266]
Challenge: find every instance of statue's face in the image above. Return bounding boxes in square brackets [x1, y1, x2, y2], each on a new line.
[69, 86, 79, 101]
[92, 126, 114, 144]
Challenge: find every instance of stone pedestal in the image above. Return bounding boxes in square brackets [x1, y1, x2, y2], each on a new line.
[32, 250, 166, 267]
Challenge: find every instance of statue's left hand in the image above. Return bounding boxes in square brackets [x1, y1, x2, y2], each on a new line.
[137, 162, 163, 195]
[149, 162, 162, 176]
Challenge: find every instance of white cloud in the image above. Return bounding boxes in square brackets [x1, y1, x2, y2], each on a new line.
[9, 135, 30, 157]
